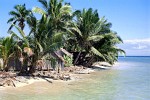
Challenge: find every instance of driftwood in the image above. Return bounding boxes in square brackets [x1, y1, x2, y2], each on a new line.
[33, 71, 71, 81]
[0, 72, 16, 78]
[0, 65, 92, 87]
[0, 78, 16, 87]
[0, 72, 17, 87]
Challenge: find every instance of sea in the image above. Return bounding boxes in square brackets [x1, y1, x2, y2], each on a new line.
[0, 56, 150, 100]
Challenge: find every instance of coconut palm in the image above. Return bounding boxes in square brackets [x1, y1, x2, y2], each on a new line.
[67, 8, 125, 66]
[8, 25, 34, 73]
[93, 32, 125, 65]
[25, 0, 72, 72]
[31, 0, 72, 50]
[0, 35, 16, 71]
[32, 0, 72, 33]
[26, 0, 72, 63]
[7, 4, 32, 31]
[68, 9, 106, 61]
[26, 15, 46, 64]
[26, 14, 65, 64]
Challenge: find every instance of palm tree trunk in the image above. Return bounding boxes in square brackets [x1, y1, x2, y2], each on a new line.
[84, 56, 95, 67]
[73, 52, 81, 65]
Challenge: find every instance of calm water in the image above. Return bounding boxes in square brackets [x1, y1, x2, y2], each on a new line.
[0, 57, 150, 100]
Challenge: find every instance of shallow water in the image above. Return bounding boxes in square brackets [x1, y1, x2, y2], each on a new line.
[0, 57, 150, 100]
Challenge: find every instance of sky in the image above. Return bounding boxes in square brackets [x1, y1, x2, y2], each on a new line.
[0, 0, 150, 56]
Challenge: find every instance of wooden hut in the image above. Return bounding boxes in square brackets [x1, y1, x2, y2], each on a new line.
[38, 48, 73, 72]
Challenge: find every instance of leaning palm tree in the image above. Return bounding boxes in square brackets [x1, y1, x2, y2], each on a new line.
[93, 32, 125, 65]
[7, 4, 32, 31]
[68, 8, 125, 66]
[68, 8, 106, 64]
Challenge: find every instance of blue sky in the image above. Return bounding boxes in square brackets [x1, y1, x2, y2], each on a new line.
[0, 0, 149, 56]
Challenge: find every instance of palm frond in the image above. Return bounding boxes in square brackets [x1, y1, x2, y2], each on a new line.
[59, 5, 72, 16]
[13, 24, 25, 38]
[87, 35, 104, 41]
[90, 46, 106, 61]
[9, 11, 20, 17]
[32, 7, 46, 15]
[12, 24, 29, 47]
[8, 31, 21, 40]
[36, 40, 43, 52]
[38, 0, 48, 10]
[7, 18, 15, 23]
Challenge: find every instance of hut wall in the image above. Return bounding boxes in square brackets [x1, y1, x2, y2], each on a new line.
[7, 59, 22, 71]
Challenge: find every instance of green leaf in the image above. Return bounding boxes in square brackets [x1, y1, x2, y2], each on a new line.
[90, 46, 106, 61]
[32, 7, 46, 15]
[36, 40, 43, 52]
[12, 24, 29, 47]
[87, 35, 104, 41]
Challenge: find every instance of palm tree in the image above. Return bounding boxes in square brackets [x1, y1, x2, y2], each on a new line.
[0, 35, 16, 71]
[68, 8, 105, 64]
[26, 15, 46, 69]
[31, 0, 72, 52]
[26, 14, 66, 71]
[32, 0, 72, 34]
[8, 25, 33, 73]
[93, 32, 125, 65]
[7, 4, 32, 31]
[26, 0, 72, 68]
[67, 8, 125, 66]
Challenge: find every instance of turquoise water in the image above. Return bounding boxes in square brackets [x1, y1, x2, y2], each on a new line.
[0, 57, 150, 100]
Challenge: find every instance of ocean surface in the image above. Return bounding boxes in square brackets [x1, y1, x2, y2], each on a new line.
[0, 57, 150, 100]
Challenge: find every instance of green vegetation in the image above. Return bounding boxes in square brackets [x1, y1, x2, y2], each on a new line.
[0, 0, 125, 73]
[0, 35, 15, 70]
[63, 55, 73, 67]
[7, 4, 32, 31]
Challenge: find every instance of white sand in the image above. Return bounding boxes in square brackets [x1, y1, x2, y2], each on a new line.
[15, 77, 46, 87]
[0, 68, 95, 89]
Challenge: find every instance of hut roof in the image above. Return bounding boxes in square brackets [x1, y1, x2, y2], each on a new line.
[60, 48, 73, 57]
[50, 48, 72, 62]
[52, 52, 64, 62]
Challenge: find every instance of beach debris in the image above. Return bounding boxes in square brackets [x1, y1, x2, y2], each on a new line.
[0, 65, 95, 87]
[93, 62, 112, 67]
[0, 78, 16, 87]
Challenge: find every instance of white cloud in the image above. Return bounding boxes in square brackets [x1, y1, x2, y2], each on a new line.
[118, 38, 150, 56]
[123, 38, 150, 50]
[133, 44, 147, 50]
[124, 38, 150, 45]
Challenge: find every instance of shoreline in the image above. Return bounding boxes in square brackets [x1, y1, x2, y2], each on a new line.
[0, 73, 92, 89]
[0, 68, 95, 89]
[0, 62, 113, 89]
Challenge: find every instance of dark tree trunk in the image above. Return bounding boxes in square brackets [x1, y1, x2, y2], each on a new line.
[84, 56, 95, 67]
[73, 52, 81, 65]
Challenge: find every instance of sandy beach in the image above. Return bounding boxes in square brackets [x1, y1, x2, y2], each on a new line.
[0, 61, 114, 89]
[0, 67, 96, 89]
